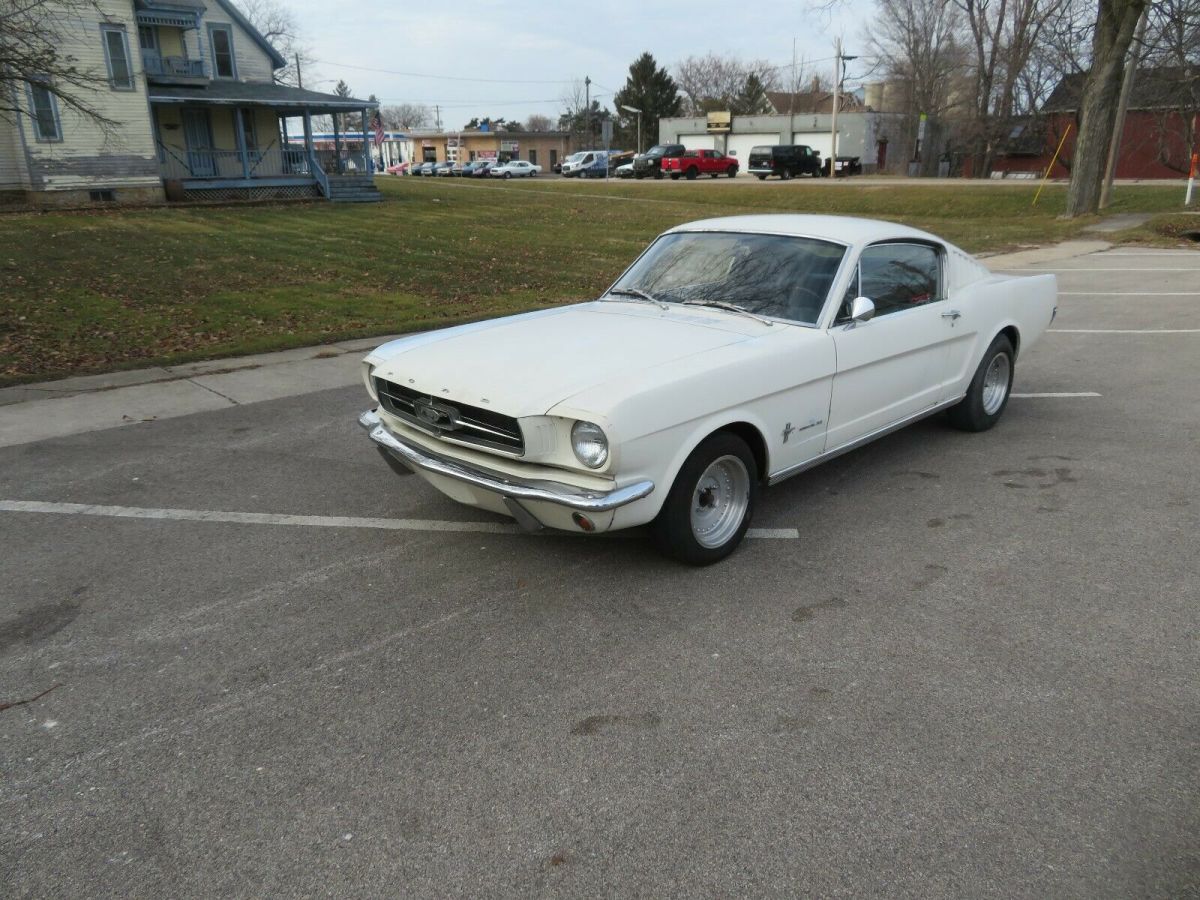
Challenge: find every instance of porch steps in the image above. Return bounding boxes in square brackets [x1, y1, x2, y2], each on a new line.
[324, 174, 382, 203]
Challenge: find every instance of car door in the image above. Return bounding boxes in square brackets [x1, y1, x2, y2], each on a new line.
[825, 241, 955, 449]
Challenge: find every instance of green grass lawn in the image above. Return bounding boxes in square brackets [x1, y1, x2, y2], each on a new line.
[0, 177, 1192, 385]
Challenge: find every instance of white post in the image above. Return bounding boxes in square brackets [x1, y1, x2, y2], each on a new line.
[830, 38, 840, 176]
[1187, 154, 1197, 206]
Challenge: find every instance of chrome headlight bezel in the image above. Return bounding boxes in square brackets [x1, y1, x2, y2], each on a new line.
[570, 420, 609, 469]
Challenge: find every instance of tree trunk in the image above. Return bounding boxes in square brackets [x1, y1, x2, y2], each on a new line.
[1064, 0, 1150, 217]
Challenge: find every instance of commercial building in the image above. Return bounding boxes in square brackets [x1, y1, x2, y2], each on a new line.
[401, 130, 573, 171]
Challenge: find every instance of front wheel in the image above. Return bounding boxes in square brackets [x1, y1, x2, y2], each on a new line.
[652, 432, 759, 565]
[727, 167, 737, 178]
[947, 334, 1015, 432]
[503, 172, 512, 179]
[685, 167, 698, 180]
[756, 175, 767, 181]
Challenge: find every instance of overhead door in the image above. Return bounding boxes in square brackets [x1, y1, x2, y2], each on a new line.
[792, 132, 834, 162]
[679, 133, 715, 151]
[726, 133, 783, 166]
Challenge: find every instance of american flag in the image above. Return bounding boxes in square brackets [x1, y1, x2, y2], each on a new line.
[372, 112, 385, 147]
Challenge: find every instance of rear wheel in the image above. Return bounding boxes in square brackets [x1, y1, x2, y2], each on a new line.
[756, 175, 767, 181]
[727, 166, 737, 177]
[503, 171, 512, 179]
[947, 334, 1015, 432]
[685, 167, 698, 180]
[652, 432, 759, 566]
[781, 169, 792, 181]
[670, 172, 680, 180]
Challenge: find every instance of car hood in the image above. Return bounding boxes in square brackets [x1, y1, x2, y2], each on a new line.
[365, 302, 780, 418]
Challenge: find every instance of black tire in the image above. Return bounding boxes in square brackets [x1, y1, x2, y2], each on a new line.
[503, 171, 511, 179]
[709, 172, 718, 178]
[756, 174, 767, 181]
[670, 172, 680, 180]
[727, 166, 737, 178]
[947, 334, 1015, 432]
[635, 172, 645, 180]
[685, 167, 698, 180]
[655, 171, 664, 179]
[781, 169, 793, 181]
[652, 432, 759, 566]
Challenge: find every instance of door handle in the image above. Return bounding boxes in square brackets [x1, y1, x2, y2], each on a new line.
[941, 310, 962, 321]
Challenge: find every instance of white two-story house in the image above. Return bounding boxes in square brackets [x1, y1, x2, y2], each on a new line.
[1, 0, 380, 205]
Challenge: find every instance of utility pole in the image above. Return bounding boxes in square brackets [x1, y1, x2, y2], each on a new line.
[830, 39, 840, 175]
[585, 76, 591, 146]
[295, 52, 302, 88]
[435, 105, 441, 131]
[1100, 7, 1149, 209]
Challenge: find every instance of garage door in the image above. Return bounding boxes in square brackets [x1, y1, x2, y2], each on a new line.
[792, 132, 834, 162]
[679, 133, 715, 151]
[725, 133, 783, 166]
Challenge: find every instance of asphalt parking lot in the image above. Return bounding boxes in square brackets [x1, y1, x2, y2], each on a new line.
[2, 246, 1198, 897]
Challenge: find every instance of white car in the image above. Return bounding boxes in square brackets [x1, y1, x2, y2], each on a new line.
[489, 160, 541, 179]
[359, 215, 1057, 564]
[616, 162, 634, 178]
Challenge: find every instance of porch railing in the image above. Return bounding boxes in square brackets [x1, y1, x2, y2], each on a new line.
[158, 144, 313, 181]
[143, 54, 207, 78]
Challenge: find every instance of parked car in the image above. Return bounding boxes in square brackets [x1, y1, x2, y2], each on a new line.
[748, 145, 824, 180]
[471, 160, 496, 177]
[827, 155, 863, 177]
[489, 160, 542, 178]
[358, 214, 1057, 563]
[616, 162, 634, 178]
[661, 148, 739, 180]
[632, 143, 686, 179]
[412, 162, 434, 176]
[606, 151, 635, 175]
[433, 162, 455, 176]
[561, 150, 609, 178]
[449, 161, 467, 176]
[385, 161, 410, 176]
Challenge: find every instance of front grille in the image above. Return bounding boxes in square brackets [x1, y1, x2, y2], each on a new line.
[374, 377, 524, 455]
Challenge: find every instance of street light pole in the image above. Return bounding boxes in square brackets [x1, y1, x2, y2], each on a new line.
[620, 104, 642, 154]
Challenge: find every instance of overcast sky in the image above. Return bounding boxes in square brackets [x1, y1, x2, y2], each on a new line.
[281, 0, 874, 129]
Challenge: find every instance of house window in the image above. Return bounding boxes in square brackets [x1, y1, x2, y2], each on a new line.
[102, 26, 134, 90]
[138, 25, 157, 51]
[528, 149, 537, 166]
[28, 81, 62, 142]
[209, 25, 236, 79]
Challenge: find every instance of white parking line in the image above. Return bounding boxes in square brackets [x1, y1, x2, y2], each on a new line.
[1050, 328, 1200, 334]
[1010, 392, 1102, 398]
[0, 499, 799, 540]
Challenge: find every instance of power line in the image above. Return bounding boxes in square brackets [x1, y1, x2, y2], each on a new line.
[311, 59, 580, 84]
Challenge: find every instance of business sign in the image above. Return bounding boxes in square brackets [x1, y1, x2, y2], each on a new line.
[448, 138, 459, 148]
[500, 139, 519, 152]
[477, 150, 498, 159]
[421, 140, 434, 148]
[706, 111, 732, 133]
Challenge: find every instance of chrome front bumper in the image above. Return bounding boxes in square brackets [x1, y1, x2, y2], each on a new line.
[358, 409, 654, 514]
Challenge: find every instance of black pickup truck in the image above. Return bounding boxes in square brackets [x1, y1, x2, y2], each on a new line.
[747, 144, 824, 179]
[632, 143, 686, 179]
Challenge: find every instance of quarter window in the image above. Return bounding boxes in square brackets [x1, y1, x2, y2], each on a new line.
[102, 26, 134, 90]
[210, 25, 235, 78]
[842, 243, 942, 319]
[28, 81, 62, 141]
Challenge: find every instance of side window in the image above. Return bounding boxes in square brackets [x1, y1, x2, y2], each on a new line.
[854, 243, 942, 317]
[28, 80, 63, 141]
[102, 26, 134, 89]
[209, 25, 236, 78]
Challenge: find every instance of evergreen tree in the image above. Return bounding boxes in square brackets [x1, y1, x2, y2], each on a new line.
[611, 52, 682, 152]
[732, 73, 771, 116]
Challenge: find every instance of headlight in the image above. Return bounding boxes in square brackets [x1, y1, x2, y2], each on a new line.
[570, 421, 608, 468]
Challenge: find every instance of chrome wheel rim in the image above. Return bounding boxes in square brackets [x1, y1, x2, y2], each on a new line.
[982, 352, 1011, 415]
[690, 455, 751, 549]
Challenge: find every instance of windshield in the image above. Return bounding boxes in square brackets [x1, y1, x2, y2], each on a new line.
[609, 231, 846, 325]
[750, 146, 772, 155]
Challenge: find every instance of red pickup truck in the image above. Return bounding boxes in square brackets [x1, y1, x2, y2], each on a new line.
[662, 149, 739, 180]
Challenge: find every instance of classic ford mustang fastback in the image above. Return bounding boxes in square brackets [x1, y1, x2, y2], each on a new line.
[359, 215, 1056, 564]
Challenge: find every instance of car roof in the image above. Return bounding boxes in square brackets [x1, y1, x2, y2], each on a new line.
[667, 214, 947, 248]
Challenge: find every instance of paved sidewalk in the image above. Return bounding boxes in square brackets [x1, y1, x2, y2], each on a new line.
[0, 240, 1115, 448]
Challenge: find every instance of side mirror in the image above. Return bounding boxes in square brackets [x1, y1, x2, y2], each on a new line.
[849, 296, 875, 324]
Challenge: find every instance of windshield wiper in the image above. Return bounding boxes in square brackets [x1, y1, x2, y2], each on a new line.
[681, 299, 774, 326]
[604, 288, 670, 310]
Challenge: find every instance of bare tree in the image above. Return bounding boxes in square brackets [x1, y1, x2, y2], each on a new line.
[0, 0, 119, 132]
[866, 0, 967, 119]
[1135, 0, 1200, 173]
[1064, 0, 1151, 215]
[232, 0, 313, 86]
[381, 103, 431, 130]
[524, 113, 553, 132]
[674, 54, 781, 115]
